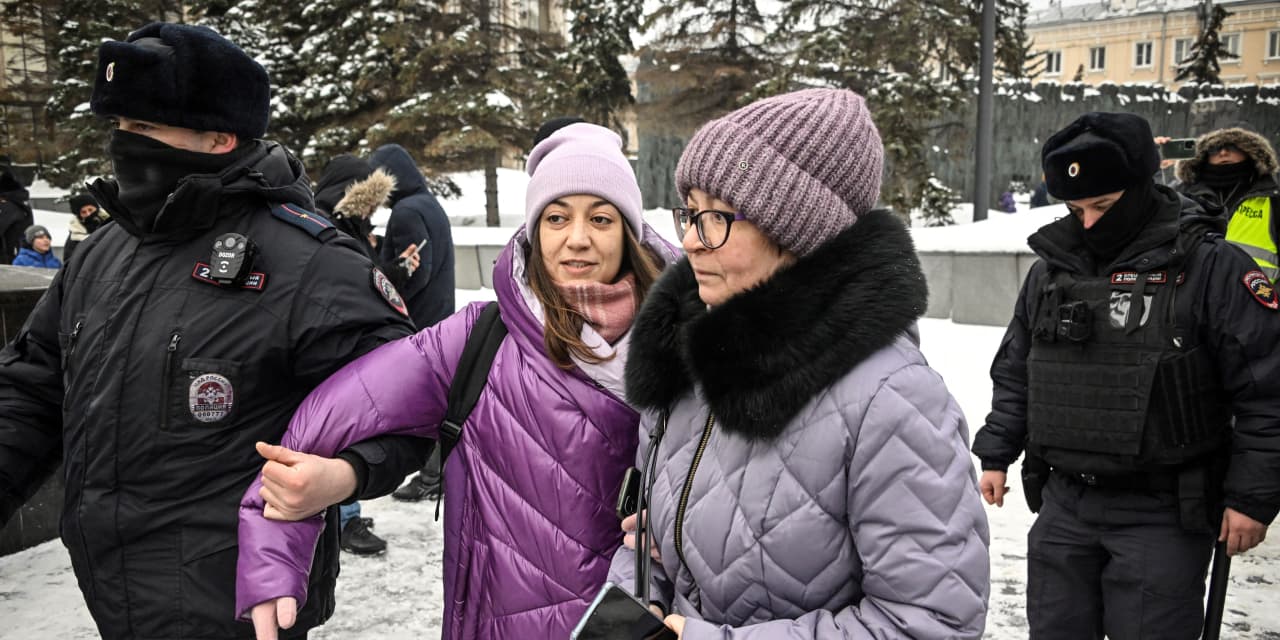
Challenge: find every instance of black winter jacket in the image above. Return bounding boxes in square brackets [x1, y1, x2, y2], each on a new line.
[0, 168, 33, 264]
[972, 186, 1280, 525]
[0, 141, 415, 639]
[369, 144, 455, 328]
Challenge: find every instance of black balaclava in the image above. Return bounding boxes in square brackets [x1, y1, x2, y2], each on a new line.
[1078, 178, 1160, 267]
[106, 129, 252, 233]
[1198, 160, 1256, 201]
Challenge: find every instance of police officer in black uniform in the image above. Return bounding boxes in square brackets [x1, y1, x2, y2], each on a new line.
[0, 23, 420, 640]
[972, 112, 1280, 639]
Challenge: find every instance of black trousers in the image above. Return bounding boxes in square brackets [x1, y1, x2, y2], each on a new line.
[1026, 474, 1215, 640]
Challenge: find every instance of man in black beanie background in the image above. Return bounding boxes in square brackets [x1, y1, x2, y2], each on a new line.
[62, 192, 107, 263]
[0, 22, 423, 640]
[973, 111, 1280, 639]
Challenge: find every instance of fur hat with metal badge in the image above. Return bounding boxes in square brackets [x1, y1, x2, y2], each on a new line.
[1042, 112, 1160, 201]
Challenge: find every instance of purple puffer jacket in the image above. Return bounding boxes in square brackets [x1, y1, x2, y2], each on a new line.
[610, 213, 990, 639]
[236, 226, 677, 638]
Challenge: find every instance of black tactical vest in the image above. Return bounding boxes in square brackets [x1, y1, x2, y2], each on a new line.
[1026, 233, 1231, 475]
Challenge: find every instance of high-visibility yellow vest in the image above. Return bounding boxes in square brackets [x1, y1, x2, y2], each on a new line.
[1225, 196, 1279, 281]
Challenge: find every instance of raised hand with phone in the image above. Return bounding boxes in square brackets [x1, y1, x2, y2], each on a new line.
[398, 237, 426, 277]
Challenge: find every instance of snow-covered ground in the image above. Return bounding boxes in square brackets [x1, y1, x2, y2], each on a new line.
[1, 317, 1277, 639]
[7, 175, 1278, 638]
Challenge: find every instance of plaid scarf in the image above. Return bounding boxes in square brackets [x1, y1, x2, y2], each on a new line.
[555, 272, 638, 344]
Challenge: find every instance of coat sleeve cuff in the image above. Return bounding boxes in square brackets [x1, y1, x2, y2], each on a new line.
[335, 450, 370, 505]
[980, 460, 1010, 472]
[1225, 496, 1279, 526]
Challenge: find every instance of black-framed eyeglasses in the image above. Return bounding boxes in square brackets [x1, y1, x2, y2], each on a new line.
[1209, 143, 1243, 156]
[672, 207, 748, 250]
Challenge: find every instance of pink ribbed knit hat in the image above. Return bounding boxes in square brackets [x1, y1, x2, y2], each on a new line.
[676, 88, 883, 255]
[525, 122, 644, 238]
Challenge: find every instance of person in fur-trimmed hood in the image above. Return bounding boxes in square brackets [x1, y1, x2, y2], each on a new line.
[314, 154, 417, 291]
[606, 88, 990, 639]
[1176, 127, 1280, 280]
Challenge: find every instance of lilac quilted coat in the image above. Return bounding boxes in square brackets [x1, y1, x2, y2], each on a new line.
[610, 212, 991, 639]
[236, 227, 677, 638]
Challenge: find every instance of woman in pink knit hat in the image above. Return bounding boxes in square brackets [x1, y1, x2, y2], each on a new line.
[609, 88, 991, 639]
[234, 122, 681, 640]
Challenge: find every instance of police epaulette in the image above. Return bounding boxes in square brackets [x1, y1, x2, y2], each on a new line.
[271, 203, 334, 239]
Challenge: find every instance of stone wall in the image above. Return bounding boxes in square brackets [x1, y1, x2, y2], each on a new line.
[0, 266, 61, 557]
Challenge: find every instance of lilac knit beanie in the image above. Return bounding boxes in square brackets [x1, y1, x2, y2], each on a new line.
[676, 88, 883, 255]
[525, 123, 644, 238]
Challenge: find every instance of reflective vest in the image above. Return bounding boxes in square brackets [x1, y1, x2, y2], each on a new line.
[1025, 237, 1231, 475]
[1225, 196, 1278, 281]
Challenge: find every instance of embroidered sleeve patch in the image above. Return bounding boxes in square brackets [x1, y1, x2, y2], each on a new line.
[1243, 269, 1278, 310]
[372, 268, 409, 317]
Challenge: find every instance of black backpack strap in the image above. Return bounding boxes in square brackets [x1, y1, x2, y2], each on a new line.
[438, 301, 507, 464]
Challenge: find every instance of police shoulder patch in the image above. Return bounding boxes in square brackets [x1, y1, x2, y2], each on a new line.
[1242, 269, 1278, 310]
[372, 268, 409, 317]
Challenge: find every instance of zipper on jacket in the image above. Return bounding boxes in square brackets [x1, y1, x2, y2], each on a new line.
[673, 413, 716, 571]
[158, 331, 181, 431]
[61, 319, 84, 371]
[68, 319, 84, 356]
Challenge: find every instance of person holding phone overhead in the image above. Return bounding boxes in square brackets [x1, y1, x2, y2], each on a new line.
[236, 122, 679, 640]
[1175, 127, 1280, 281]
[608, 88, 990, 639]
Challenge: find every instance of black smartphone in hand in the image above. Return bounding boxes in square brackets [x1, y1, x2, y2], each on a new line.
[616, 467, 641, 520]
[571, 583, 677, 640]
[1160, 138, 1197, 160]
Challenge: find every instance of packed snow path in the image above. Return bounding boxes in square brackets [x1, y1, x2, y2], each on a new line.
[1, 319, 1277, 639]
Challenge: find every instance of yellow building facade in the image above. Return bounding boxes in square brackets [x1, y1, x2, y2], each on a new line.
[1030, 0, 1280, 85]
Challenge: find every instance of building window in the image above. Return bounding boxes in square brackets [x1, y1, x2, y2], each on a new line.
[1222, 33, 1241, 63]
[1268, 31, 1280, 59]
[1173, 37, 1193, 66]
[1090, 46, 1106, 71]
[1044, 50, 1062, 75]
[1134, 41, 1153, 67]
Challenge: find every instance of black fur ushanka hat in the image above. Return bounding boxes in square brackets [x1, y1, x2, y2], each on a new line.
[1042, 112, 1159, 200]
[90, 22, 270, 140]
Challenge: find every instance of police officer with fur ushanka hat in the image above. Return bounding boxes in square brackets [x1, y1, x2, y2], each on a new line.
[0, 22, 422, 640]
[973, 111, 1280, 639]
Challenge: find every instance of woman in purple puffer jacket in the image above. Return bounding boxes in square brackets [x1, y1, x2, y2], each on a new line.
[235, 123, 678, 639]
[609, 89, 991, 638]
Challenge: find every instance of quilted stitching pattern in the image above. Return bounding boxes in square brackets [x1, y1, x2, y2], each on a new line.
[636, 335, 991, 638]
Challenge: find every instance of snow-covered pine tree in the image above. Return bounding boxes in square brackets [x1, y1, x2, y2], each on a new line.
[1176, 3, 1237, 85]
[266, 0, 400, 165]
[639, 0, 770, 130]
[372, 0, 559, 225]
[561, 0, 642, 135]
[918, 173, 958, 227]
[996, 0, 1042, 80]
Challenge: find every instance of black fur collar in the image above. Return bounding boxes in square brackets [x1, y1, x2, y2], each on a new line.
[624, 210, 928, 440]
